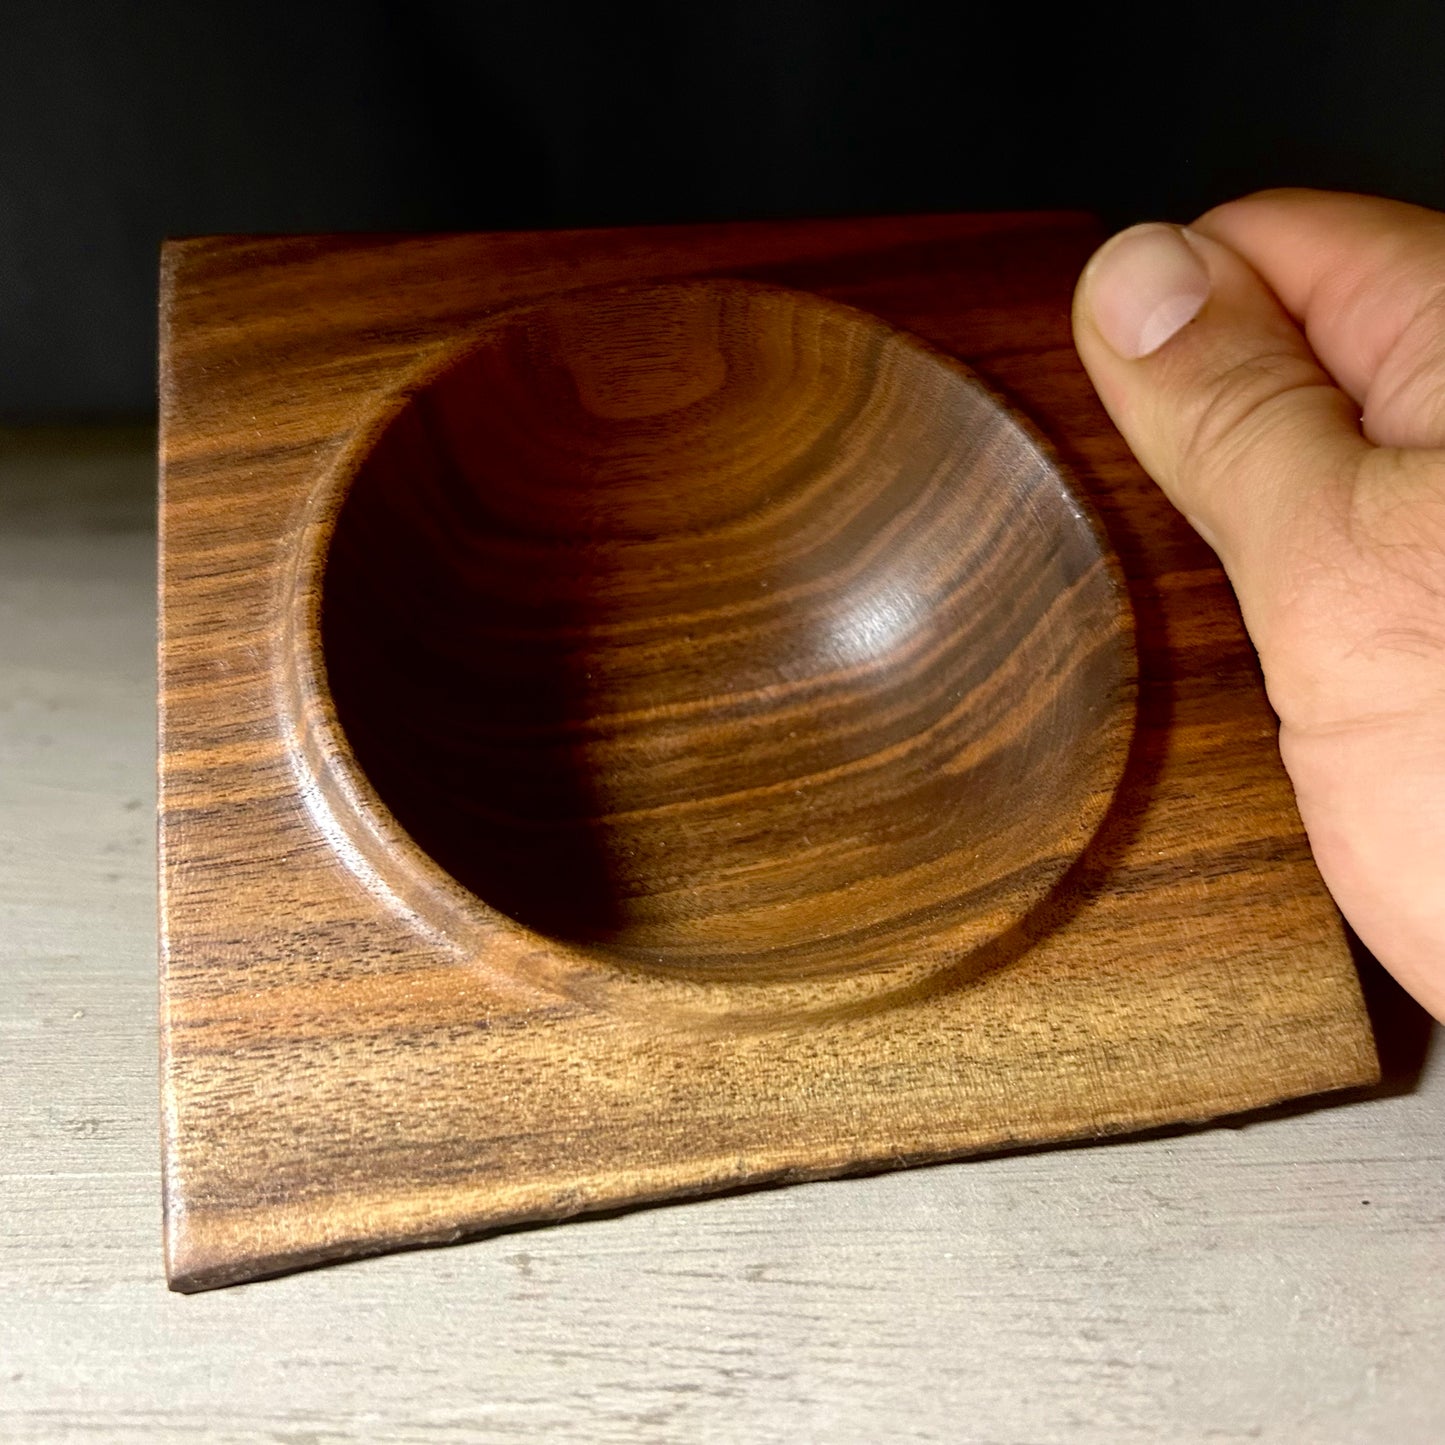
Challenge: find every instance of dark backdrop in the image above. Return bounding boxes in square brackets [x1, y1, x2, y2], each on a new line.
[3, 0, 1442, 418]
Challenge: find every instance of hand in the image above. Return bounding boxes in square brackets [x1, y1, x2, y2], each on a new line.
[1073, 188, 1445, 1023]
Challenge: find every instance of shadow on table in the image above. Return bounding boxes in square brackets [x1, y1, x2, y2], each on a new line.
[1350, 927, 1436, 1096]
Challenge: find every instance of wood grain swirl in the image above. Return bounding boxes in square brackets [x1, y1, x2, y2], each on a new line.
[319, 280, 1135, 981]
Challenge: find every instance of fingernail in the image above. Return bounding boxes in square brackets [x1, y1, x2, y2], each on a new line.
[1084, 224, 1211, 360]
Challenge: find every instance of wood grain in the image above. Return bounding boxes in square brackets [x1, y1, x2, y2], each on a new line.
[158, 212, 1379, 1292]
[318, 279, 1133, 988]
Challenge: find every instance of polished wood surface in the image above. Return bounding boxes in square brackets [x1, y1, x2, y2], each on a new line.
[319, 279, 1133, 987]
[159, 212, 1378, 1291]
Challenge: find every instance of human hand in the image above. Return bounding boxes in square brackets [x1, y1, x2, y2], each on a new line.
[1072, 188, 1445, 1024]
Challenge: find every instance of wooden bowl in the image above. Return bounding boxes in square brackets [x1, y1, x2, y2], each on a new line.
[316, 279, 1135, 998]
[162, 222, 1379, 1291]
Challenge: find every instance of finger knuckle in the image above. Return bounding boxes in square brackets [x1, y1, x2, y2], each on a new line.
[1175, 350, 1329, 489]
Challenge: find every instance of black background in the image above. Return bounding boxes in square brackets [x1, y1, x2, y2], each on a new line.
[2, 0, 1442, 418]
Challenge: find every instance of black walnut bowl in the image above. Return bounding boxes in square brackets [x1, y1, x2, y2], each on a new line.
[319, 278, 1137, 994]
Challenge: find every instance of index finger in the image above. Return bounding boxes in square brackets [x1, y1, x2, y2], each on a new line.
[1193, 188, 1445, 447]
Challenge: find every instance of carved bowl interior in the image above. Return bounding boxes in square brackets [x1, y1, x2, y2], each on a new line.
[320, 279, 1135, 981]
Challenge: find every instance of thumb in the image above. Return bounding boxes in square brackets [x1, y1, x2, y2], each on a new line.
[1072, 221, 1369, 645]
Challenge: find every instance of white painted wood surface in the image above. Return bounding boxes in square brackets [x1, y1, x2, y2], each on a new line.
[2, 429, 1442, 1444]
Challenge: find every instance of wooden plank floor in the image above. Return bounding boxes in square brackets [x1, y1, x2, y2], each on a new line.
[2, 427, 1442, 1443]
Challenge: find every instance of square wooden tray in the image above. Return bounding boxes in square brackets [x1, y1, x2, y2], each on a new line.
[159, 211, 1377, 1291]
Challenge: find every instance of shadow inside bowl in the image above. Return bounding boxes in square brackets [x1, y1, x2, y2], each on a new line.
[319, 279, 1135, 983]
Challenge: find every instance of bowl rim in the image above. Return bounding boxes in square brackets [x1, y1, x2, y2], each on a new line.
[276, 274, 1140, 1024]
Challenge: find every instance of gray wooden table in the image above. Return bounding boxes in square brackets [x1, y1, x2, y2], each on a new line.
[3, 428, 1442, 1444]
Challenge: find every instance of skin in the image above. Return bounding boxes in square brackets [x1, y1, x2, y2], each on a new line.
[1073, 188, 1445, 1023]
